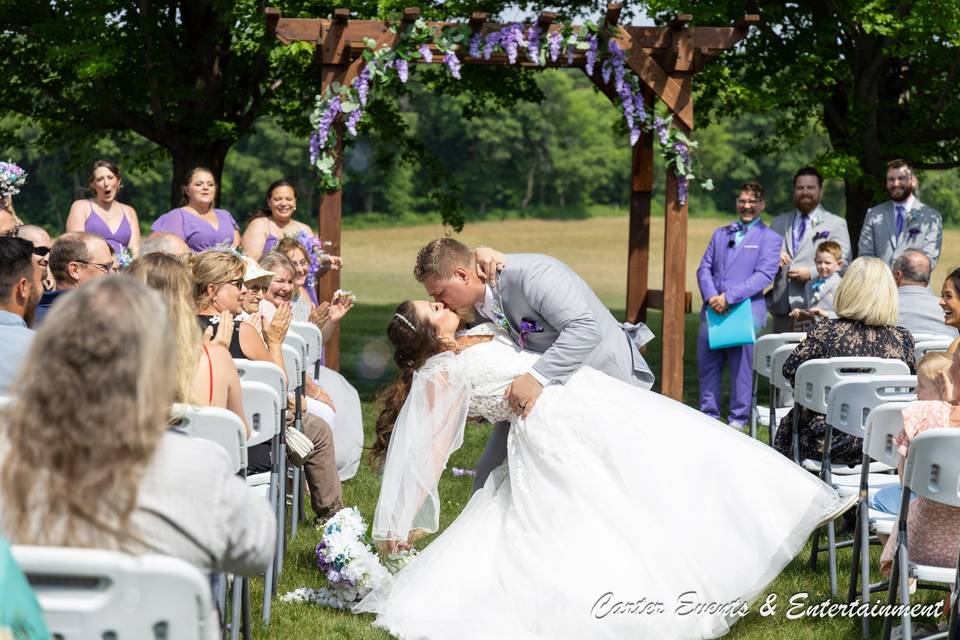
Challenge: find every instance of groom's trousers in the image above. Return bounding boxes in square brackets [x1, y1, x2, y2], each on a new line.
[473, 421, 510, 492]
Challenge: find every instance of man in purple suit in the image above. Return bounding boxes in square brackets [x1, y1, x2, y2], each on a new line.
[696, 182, 782, 429]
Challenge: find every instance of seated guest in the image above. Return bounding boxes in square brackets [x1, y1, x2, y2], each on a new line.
[190, 250, 344, 521]
[259, 252, 364, 481]
[34, 232, 113, 326]
[66, 160, 141, 258]
[788, 240, 844, 331]
[879, 350, 960, 576]
[140, 231, 192, 258]
[151, 168, 240, 252]
[0, 276, 275, 578]
[894, 250, 958, 338]
[939, 266, 960, 334]
[14, 225, 52, 291]
[0, 238, 43, 393]
[272, 236, 352, 324]
[774, 257, 916, 464]
[127, 253, 250, 438]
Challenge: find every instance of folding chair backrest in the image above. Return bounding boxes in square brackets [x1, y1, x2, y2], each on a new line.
[289, 322, 322, 371]
[911, 332, 951, 345]
[12, 546, 214, 640]
[794, 357, 911, 415]
[281, 344, 302, 392]
[753, 333, 805, 379]
[283, 332, 308, 367]
[825, 374, 916, 438]
[240, 381, 281, 448]
[864, 402, 909, 466]
[902, 429, 960, 508]
[170, 403, 248, 474]
[914, 339, 954, 363]
[769, 343, 800, 394]
[0, 394, 10, 412]
[233, 358, 286, 399]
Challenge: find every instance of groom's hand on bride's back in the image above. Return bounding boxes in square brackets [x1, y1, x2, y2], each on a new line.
[474, 246, 505, 285]
[504, 373, 543, 419]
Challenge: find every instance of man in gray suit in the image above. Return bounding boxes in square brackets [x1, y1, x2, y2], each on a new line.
[858, 158, 943, 268]
[893, 249, 958, 338]
[414, 238, 654, 489]
[766, 167, 851, 332]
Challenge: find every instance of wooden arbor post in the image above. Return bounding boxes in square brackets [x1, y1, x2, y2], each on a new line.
[267, 8, 754, 386]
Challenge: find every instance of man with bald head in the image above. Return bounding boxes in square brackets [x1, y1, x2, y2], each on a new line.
[15, 225, 53, 290]
[140, 231, 191, 257]
[894, 249, 957, 338]
[34, 232, 113, 326]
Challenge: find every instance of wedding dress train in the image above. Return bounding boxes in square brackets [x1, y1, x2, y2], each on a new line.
[355, 324, 839, 639]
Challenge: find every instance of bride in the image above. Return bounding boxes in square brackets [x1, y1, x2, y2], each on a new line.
[355, 300, 851, 639]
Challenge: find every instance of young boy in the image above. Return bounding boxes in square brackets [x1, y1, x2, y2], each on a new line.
[788, 240, 844, 331]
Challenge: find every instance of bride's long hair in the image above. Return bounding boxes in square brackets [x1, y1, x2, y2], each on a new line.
[371, 301, 448, 468]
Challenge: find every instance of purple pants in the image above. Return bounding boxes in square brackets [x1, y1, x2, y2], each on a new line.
[697, 322, 754, 425]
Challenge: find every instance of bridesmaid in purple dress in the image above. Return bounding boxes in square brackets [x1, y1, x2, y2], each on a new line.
[66, 160, 141, 258]
[151, 167, 240, 252]
[240, 179, 319, 261]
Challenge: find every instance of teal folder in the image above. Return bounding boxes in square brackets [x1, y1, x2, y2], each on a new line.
[706, 299, 756, 349]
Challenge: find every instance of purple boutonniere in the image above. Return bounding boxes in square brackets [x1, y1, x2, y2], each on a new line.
[811, 230, 830, 244]
[907, 227, 921, 239]
[519, 317, 544, 349]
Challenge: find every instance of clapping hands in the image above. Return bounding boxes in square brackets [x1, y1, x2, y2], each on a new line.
[202, 310, 234, 348]
[265, 301, 293, 345]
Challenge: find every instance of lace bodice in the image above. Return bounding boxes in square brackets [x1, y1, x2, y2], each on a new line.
[455, 324, 539, 422]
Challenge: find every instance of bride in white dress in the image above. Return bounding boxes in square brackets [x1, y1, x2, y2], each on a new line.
[355, 300, 847, 639]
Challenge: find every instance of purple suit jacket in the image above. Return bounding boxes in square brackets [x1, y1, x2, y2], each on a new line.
[697, 219, 782, 328]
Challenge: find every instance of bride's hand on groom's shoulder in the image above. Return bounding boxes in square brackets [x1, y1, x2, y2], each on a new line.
[474, 246, 505, 285]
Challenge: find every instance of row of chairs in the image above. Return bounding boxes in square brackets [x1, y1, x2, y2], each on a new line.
[5, 321, 326, 639]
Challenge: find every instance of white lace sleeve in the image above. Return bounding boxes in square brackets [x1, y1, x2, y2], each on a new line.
[372, 352, 471, 542]
[456, 322, 499, 338]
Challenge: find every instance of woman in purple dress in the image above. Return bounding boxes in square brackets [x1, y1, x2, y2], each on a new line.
[241, 180, 322, 261]
[151, 167, 240, 252]
[66, 160, 141, 258]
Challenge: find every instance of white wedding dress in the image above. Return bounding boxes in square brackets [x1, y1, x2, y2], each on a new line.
[355, 324, 840, 639]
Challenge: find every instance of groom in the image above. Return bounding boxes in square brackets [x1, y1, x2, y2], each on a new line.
[414, 238, 655, 490]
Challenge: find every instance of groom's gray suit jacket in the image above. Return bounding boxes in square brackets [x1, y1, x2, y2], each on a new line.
[480, 253, 654, 388]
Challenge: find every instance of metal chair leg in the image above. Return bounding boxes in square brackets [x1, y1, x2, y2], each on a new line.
[750, 373, 758, 440]
[230, 576, 242, 640]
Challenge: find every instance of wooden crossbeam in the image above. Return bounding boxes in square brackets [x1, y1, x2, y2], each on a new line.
[338, 30, 400, 88]
[645, 289, 693, 314]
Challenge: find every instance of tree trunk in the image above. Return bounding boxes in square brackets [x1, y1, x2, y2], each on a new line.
[168, 144, 232, 210]
[843, 178, 876, 258]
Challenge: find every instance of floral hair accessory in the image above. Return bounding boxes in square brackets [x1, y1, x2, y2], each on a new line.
[0, 162, 27, 198]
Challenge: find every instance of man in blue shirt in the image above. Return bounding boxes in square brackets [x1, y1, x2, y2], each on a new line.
[0, 237, 43, 393]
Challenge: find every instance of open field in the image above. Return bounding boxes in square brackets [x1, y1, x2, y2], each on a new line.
[251, 216, 949, 640]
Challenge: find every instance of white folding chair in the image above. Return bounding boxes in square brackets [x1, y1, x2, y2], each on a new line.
[767, 343, 800, 445]
[911, 332, 951, 345]
[240, 380, 282, 628]
[809, 373, 916, 598]
[12, 546, 214, 640]
[750, 333, 805, 441]
[847, 402, 911, 639]
[171, 404, 248, 474]
[882, 429, 960, 640]
[289, 321, 323, 379]
[914, 339, 954, 363]
[281, 344, 307, 541]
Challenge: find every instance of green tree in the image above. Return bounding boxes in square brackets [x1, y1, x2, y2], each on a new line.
[644, 0, 960, 246]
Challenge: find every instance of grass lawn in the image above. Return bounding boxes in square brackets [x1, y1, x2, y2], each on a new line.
[248, 216, 952, 639]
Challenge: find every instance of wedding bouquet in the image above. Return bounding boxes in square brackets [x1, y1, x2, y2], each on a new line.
[0, 162, 27, 198]
[282, 507, 419, 609]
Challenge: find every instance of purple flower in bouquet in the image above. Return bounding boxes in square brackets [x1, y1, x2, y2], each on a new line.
[585, 35, 598, 76]
[394, 58, 409, 83]
[444, 51, 462, 79]
[526, 24, 541, 62]
[469, 32, 482, 57]
[519, 317, 544, 349]
[346, 108, 362, 136]
[418, 43, 433, 63]
[0, 162, 27, 198]
[547, 30, 562, 62]
[483, 31, 501, 59]
[296, 230, 328, 289]
[654, 117, 669, 146]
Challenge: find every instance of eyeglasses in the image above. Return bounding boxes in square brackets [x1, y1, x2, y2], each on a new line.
[76, 260, 115, 273]
[32, 246, 50, 257]
[736, 199, 760, 206]
[245, 284, 267, 294]
[221, 278, 245, 290]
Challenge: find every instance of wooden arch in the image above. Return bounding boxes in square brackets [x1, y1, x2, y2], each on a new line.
[267, 5, 756, 400]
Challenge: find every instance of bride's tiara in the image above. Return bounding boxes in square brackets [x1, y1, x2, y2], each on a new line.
[394, 313, 416, 331]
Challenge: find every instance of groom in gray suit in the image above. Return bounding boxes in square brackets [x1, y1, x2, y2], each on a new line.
[414, 238, 654, 490]
[766, 167, 851, 332]
[858, 158, 943, 269]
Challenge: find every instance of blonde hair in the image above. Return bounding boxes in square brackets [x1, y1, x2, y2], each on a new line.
[0, 276, 175, 548]
[918, 351, 952, 380]
[188, 250, 244, 308]
[833, 257, 898, 326]
[413, 238, 474, 282]
[128, 253, 201, 404]
[260, 252, 296, 278]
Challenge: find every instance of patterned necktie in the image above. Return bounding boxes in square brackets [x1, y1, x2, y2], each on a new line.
[793, 214, 806, 250]
[895, 204, 906, 242]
